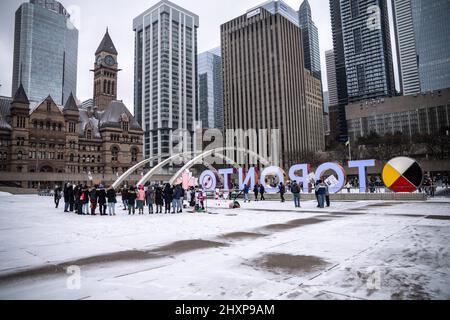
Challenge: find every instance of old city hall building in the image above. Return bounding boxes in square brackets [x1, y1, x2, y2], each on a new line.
[0, 30, 143, 188]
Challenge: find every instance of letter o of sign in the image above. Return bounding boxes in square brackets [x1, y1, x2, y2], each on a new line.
[314, 162, 346, 194]
[198, 170, 217, 191]
[260, 166, 284, 193]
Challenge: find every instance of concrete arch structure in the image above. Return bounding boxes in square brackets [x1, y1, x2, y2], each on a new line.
[112, 154, 169, 189]
[168, 147, 271, 186]
[137, 152, 194, 187]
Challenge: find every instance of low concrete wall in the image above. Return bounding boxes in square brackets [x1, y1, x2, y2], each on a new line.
[0, 187, 38, 195]
[234, 192, 427, 202]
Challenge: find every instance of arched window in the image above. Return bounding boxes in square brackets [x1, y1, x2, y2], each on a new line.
[18, 151, 23, 160]
[46, 122, 50, 130]
[52, 123, 56, 131]
[39, 121, 44, 129]
[111, 82, 115, 95]
[103, 80, 107, 93]
[131, 148, 138, 162]
[111, 146, 119, 162]
[107, 81, 111, 95]
[70, 154, 74, 162]
[86, 130, 92, 140]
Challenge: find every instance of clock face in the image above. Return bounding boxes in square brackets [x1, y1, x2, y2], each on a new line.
[96, 55, 102, 66]
[105, 55, 115, 66]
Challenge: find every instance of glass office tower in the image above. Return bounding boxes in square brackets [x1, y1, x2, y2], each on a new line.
[198, 48, 223, 130]
[340, 0, 396, 102]
[298, 0, 322, 80]
[12, 0, 78, 105]
[133, 0, 199, 161]
[393, 0, 450, 94]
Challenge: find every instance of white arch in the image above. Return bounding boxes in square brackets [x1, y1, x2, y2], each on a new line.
[137, 152, 194, 187]
[169, 152, 238, 186]
[112, 154, 169, 190]
[169, 147, 271, 185]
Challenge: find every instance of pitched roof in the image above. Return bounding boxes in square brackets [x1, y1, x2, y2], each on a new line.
[99, 100, 142, 131]
[63, 92, 79, 112]
[12, 83, 30, 104]
[95, 29, 118, 55]
[0, 96, 12, 131]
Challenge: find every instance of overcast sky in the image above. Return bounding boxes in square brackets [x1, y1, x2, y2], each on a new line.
[0, 0, 398, 112]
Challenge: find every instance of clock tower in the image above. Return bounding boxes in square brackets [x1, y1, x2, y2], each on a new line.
[92, 28, 120, 111]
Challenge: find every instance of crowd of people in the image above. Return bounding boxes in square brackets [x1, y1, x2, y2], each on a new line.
[53, 183, 208, 216]
[240, 180, 331, 209]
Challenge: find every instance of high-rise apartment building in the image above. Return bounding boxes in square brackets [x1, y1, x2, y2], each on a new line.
[133, 0, 199, 161]
[198, 48, 223, 130]
[298, 0, 322, 80]
[221, 1, 324, 167]
[392, 0, 450, 95]
[11, 0, 78, 105]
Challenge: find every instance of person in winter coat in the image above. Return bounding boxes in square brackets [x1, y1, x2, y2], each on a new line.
[291, 181, 301, 208]
[189, 187, 196, 207]
[127, 186, 137, 215]
[121, 188, 129, 210]
[253, 184, 259, 202]
[68, 183, 75, 212]
[81, 185, 90, 215]
[243, 184, 250, 203]
[89, 186, 98, 215]
[154, 185, 163, 213]
[63, 183, 70, 212]
[315, 180, 327, 208]
[259, 184, 266, 201]
[74, 185, 81, 214]
[279, 182, 286, 203]
[197, 187, 205, 210]
[54, 185, 62, 209]
[325, 183, 331, 207]
[172, 185, 184, 213]
[163, 183, 174, 214]
[137, 185, 146, 215]
[145, 186, 155, 214]
[97, 186, 107, 216]
[106, 186, 117, 216]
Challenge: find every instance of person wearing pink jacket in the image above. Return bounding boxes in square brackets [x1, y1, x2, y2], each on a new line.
[137, 185, 146, 215]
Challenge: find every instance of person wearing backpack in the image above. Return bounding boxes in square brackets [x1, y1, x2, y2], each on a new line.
[106, 186, 117, 216]
[291, 181, 301, 208]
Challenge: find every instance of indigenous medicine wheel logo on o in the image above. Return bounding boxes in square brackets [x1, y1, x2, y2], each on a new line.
[382, 157, 423, 193]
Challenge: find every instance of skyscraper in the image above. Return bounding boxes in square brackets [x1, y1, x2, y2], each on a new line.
[221, 1, 324, 167]
[340, 0, 396, 102]
[198, 48, 223, 130]
[298, 0, 322, 80]
[392, 0, 450, 94]
[12, 0, 78, 105]
[325, 50, 338, 107]
[133, 0, 199, 161]
[329, 0, 349, 140]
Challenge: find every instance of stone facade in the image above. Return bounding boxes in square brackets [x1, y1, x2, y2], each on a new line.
[0, 31, 143, 188]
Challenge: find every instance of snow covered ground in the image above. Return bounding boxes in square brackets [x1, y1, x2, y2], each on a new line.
[0, 193, 449, 300]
